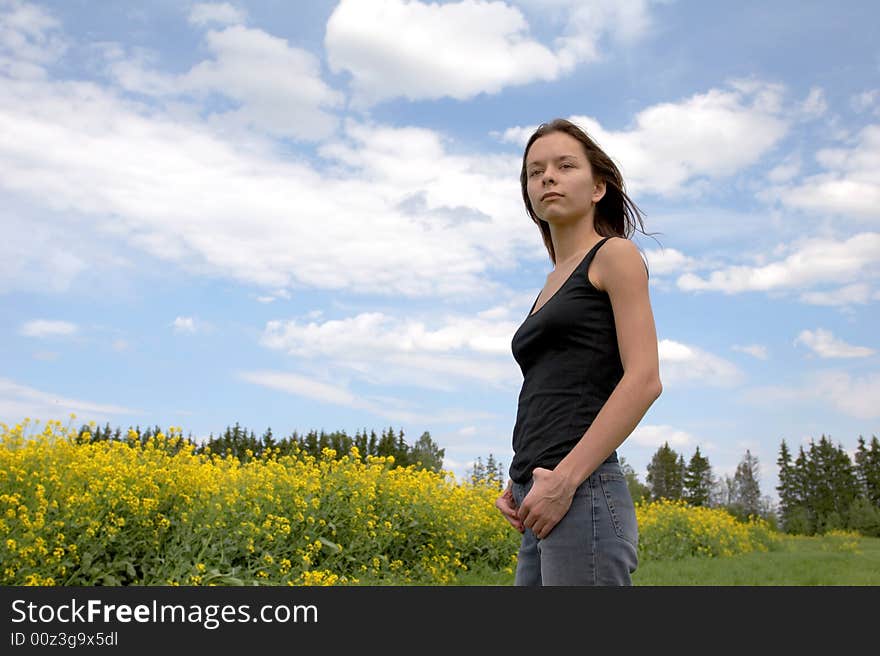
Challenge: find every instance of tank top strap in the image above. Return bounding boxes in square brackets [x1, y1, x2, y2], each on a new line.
[579, 236, 613, 270]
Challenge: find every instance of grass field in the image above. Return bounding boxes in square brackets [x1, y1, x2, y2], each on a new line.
[443, 533, 880, 586]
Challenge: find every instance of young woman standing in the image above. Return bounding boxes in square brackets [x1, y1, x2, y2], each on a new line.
[495, 119, 662, 586]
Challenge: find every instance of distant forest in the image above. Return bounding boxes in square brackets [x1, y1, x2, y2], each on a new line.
[630, 434, 880, 536]
[77, 423, 880, 536]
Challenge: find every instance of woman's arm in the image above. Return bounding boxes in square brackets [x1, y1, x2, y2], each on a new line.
[517, 237, 662, 539]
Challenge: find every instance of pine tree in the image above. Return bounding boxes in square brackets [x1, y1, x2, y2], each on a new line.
[807, 435, 859, 532]
[646, 442, 684, 500]
[855, 435, 880, 506]
[394, 429, 410, 467]
[484, 454, 504, 490]
[730, 449, 761, 520]
[468, 457, 486, 486]
[411, 431, 445, 473]
[683, 446, 713, 507]
[776, 439, 802, 533]
[354, 429, 368, 460]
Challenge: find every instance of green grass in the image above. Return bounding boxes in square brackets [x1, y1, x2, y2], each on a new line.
[631, 534, 880, 586]
[440, 534, 880, 586]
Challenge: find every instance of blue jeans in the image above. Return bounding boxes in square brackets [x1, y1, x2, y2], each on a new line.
[511, 461, 639, 586]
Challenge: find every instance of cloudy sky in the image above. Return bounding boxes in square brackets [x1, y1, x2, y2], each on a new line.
[2, 0, 878, 503]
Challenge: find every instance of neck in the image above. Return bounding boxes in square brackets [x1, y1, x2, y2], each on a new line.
[549, 218, 601, 268]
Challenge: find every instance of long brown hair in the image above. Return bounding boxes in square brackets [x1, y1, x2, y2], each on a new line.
[520, 118, 659, 266]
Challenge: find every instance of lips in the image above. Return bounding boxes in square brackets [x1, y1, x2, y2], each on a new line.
[541, 192, 563, 201]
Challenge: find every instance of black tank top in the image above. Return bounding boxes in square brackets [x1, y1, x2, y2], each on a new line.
[509, 236, 623, 484]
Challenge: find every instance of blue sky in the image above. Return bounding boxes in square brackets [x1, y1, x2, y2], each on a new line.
[2, 0, 878, 505]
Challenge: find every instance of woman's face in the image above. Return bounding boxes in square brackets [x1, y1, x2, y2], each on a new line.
[525, 131, 603, 224]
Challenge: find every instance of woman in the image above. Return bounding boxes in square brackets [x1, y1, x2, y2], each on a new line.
[495, 118, 662, 586]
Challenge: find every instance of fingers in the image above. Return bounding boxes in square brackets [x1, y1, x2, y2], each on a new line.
[496, 491, 524, 533]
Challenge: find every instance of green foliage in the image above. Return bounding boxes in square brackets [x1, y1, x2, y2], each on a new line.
[646, 442, 684, 501]
[855, 436, 880, 506]
[631, 535, 880, 586]
[410, 431, 445, 473]
[776, 434, 869, 535]
[683, 446, 713, 507]
[847, 497, 880, 537]
[468, 454, 505, 490]
[77, 422, 445, 474]
[728, 449, 762, 521]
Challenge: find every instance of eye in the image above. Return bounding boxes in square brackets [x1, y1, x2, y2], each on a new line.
[561, 162, 574, 169]
[528, 169, 543, 178]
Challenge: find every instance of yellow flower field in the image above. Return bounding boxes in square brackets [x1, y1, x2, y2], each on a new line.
[1, 418, 780, 586]
[1, 418, 517, 586]
[636, 497, 781, 560]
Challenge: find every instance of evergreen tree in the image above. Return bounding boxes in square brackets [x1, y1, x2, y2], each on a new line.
[808, 435, 859, 533]
[468, 457, 486, 486]
[683, 446, 713, 507]
[354, 429, 368, 460]
[855, 435, 880, 506]
[776, 439, 801, 532]
[394, 429, 411, 467]
[646, 442, 684, 500]
[411, 431, 445, 473]
[484, 453, 504, 490]
[730, 449, 761, 520]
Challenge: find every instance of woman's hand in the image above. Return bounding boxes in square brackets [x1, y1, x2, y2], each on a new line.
[495, 481, 524, 533]
[517, 467, 576, 540]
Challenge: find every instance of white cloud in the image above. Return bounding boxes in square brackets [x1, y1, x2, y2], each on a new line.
[800, 283, 874, 306]
[794, 328, 875, 359]
[0, 0, 67, 78]
[677, 232, 880, 297]
[325, 0, 659, 106]
[799, 86, 827, 118]
[732, 344, 768, 360]
[763, 124, 880, 221]
[188, 3, 247, 27]
[19, 319, 77, 337]
[172, 317, 197, 334]
[658, 339, 744, 387]
[326, 0, 561, 106]
[501, 80, 790, 197]
[0, 377, 139, 424]
[742, 370, 880, 420]
[767, 154, 801, 183]
[629, 423, 694, 448]
[851, 89, 879, 114]
[810, 371, 880, 419]
[260, 310, 523, 391]
[238, 369, 496, 425]
[0, 71, 534, 300]
[643, 247, 698, 276]
[104, 24, 342, 140]
[240, 369, 361, 407]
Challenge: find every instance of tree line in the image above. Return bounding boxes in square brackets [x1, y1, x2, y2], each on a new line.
[77, 422, 446, 473]
[777, 434, 880, 536]
[78, 422, 880, 535]
[624, 434, 880, 536]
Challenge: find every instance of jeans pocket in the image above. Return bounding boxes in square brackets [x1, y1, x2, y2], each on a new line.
[598, 471, 639, 549]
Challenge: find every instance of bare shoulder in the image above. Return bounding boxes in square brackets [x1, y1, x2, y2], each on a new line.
[589, 237, 647, 294]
